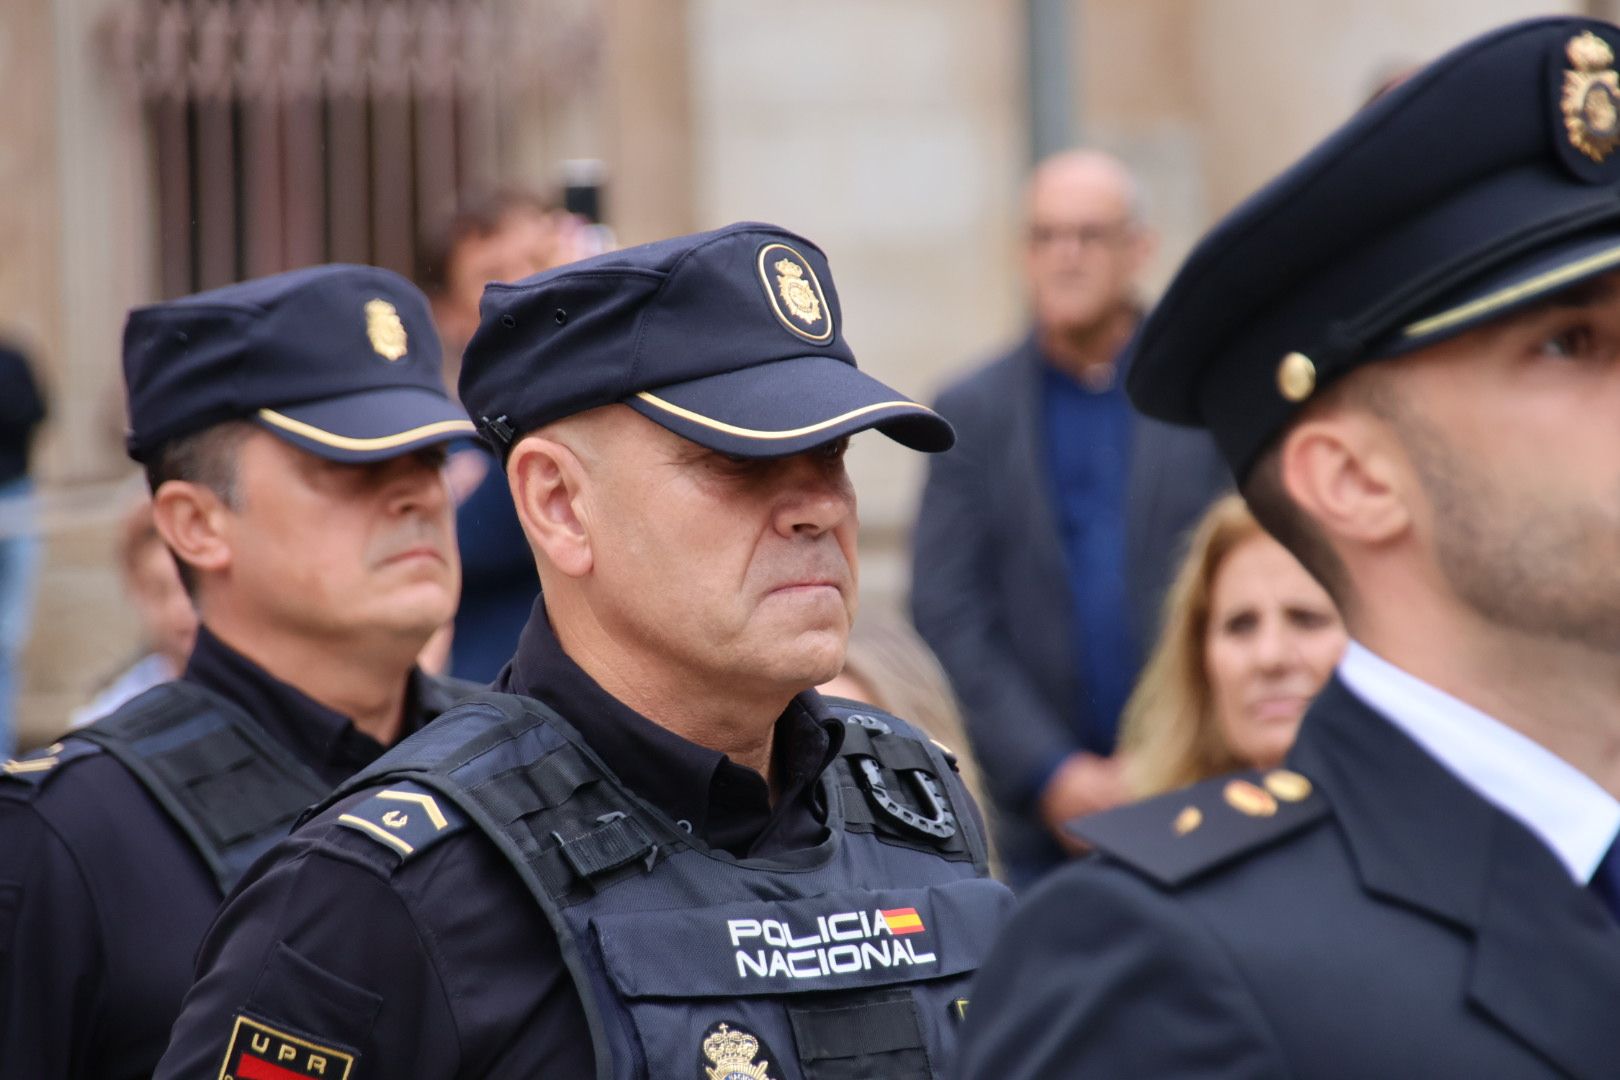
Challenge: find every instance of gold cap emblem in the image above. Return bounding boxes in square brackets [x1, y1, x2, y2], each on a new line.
[1262, 769, 1313, 803]
[1277, 352, 1316, 402]
[756, 242, 833, 344]
[1564, 31, 1620, 163]
[1224, 779, 1279, 818]
[702, 1023, 773, 1080]
[1173, 805, 1204, 836]
[365, 298, 408, 361]
[774, 259, 823, 326]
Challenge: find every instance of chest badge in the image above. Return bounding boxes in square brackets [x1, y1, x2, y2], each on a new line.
[365, 298, 409, 360]
[701, 1021, 775, 1080]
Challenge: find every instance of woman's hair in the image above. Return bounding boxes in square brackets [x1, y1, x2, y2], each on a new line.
[1118, 493, 1265, 797]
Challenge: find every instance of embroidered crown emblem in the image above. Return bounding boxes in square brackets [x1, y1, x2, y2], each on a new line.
[773, 258, 823, 325]
[1563, 31, 1620, 163]
[702, 1023, 772, 1080]
[365, 298, 408, 360]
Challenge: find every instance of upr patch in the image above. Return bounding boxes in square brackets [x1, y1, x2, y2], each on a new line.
[218, 1015, 355, 1079]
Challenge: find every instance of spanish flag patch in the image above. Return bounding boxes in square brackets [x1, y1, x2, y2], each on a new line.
[879, 906, 926, 935]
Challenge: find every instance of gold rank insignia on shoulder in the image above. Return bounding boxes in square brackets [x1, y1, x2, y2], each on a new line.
[218, 1014, 355, 1079]
[2, 742, 64, 776]
[701, 1021, 775, 1080]
[756, 242, 833, 344]
[365, 298, 408, 360]
[1564, 31, 1620, 163]
[1224, 778, 1279, 817]
[1173, 805, 1203, 836]
[335, 785, 461, 861]
[1263, 768, 1313, 803]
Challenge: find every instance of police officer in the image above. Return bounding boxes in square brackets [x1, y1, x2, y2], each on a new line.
[960, 16, 1620, 1079]
[156, 223, 1013, 1079]
[0, 265, 478, 1078]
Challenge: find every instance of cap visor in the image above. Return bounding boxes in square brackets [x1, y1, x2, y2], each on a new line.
[255, 386, 476, 463]
[624, 354, 954, 457]
[1395, 231, 1620, 351]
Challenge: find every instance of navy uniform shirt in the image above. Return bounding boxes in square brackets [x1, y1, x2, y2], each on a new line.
[155, 601, 843, 1078]
[0, 626, 440, 1080]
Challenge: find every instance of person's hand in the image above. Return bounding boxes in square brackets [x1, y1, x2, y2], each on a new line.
[1038, 752, 1131, 854]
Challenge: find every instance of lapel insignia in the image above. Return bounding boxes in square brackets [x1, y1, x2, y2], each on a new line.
[1173, 805, 1203, 836]
[701, 1021, 775, 1080]
[364, 298, 409, 360]
[1224, 779, 1279, 817]
[1563, 31, 1620, 163]
[218, 1014, 355, 1079]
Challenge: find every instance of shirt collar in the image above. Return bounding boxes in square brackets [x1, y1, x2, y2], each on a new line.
[498, 597, 841, 856]
[1337, 639, 1620, 883]
[183, 623, 428, 785]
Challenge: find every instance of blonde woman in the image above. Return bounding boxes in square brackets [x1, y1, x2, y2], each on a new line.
[1119, 494, 1346, 798]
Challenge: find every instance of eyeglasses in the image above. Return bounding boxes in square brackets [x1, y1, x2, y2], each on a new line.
[1028, 220, 1135, 250]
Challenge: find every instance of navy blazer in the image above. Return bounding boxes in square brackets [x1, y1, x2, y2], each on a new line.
[910, 335, 1226, 874]
[957, 677, 1620, 1078]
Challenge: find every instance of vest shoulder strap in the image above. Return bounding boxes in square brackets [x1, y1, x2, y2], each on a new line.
[314, 691, 684, 900]
[72, 681, 332, 894]
[821, 697, 993, 875]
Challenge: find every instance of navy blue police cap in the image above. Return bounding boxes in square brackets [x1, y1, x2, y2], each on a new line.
[1127, 16, 1620, 480]
[458, 222, 954, 458]
[123, 264, 474, 464]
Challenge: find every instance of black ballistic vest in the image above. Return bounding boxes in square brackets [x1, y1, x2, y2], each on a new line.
[0, 677, 474, 894]
[314, 692, 1015, 1079]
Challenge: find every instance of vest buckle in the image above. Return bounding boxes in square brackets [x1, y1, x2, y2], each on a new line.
[854, 757, 958, 841]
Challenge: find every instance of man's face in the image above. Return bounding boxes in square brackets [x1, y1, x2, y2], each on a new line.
[1024, 158, 1148, 336]
[218, 431, 459, 650]
[577, 410, 859, 699]
[1383, 272, 1620, 651]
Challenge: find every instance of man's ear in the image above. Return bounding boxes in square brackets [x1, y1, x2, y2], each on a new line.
[149, 480, 234, 580]
[1280, 409, 1411, 549]
[508, 434, 593, 578]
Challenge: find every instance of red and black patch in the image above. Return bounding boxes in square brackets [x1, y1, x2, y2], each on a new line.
[218, 1015, 355, 1080]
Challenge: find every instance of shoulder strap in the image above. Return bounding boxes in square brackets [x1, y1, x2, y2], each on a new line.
[821, 697, 992, 875]
[74, 682, 332, 894]
[316, 691, 681, 903]
[1071, 767, 1331, 888]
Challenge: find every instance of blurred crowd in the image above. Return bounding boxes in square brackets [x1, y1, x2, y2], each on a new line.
[0, 148, 1349, 887]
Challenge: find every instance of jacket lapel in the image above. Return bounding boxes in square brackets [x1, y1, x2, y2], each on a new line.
[1291, 680, 1620, 1078]
[1002, 339, 1068, 592]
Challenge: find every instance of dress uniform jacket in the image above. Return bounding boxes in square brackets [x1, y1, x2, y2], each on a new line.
[0, 627, 468, 1080]
[957, 676, 1620, 1079]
